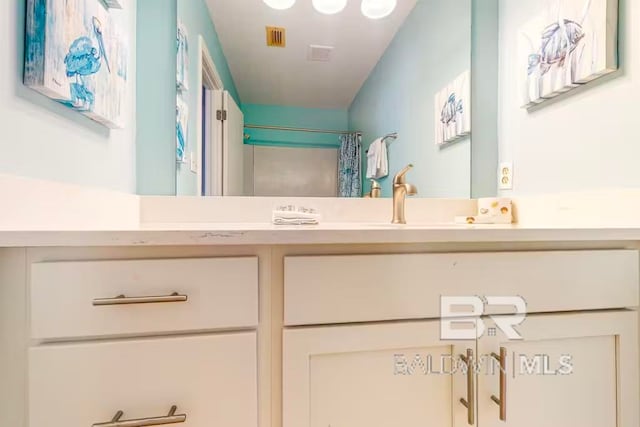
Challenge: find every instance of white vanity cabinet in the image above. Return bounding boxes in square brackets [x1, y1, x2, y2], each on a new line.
[283, 312, 639, 427]
[283, 321, 472, 427]
[477, 311, 639, 427]
[3, 243, 639, 427]
[24, 256, 260, 427]
[282, 250, 640, 427]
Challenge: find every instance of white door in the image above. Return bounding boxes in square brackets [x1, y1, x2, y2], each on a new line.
[222, 91, 245, 196]
[283, 321, 472, 427]
[477, 311, 638, 427]
[203, 90, 244, 196]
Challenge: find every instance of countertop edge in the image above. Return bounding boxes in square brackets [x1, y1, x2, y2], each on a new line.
[2, 226, 640, 247]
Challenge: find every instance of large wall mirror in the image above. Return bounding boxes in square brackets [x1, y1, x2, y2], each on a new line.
[137, 0, 498, 198]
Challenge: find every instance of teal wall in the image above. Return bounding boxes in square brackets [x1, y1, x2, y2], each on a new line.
[137, 0, 240, 195]
[243, 104, 348, 149]
[498, 0, 640, 195]
[471, 0, 498, 198]
[178, 0, 240, 104]
[349, 0, 472, 198]
[136, 0, 177, 195]
[176, 0, 241, 195]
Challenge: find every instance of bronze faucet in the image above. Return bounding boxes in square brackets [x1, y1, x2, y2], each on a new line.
[392, 164, 418, 224]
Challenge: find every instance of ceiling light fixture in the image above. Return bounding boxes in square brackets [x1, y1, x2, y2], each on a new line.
[312, 0, 348, 15]
[263, 0, 296, 10]
[361, 0, 397, 19]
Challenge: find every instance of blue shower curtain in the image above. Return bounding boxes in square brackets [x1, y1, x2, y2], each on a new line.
[338, 133, 362, 197]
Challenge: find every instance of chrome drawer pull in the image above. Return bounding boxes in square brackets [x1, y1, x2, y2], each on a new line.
[93, 406, 187, 427]
[93, 292, 188, 306]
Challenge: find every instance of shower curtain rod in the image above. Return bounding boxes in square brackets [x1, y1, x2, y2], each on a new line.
[244, 124, 362, 135]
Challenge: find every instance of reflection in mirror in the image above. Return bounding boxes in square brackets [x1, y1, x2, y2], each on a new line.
[173, 0, 473, 197]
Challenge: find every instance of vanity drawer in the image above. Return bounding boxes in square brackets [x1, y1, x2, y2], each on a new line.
[31, 257, 258, 340]
[284, 250, 639, 325]
[29, 332, 257, 427]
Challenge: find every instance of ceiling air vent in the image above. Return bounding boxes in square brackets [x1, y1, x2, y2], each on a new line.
[266, 26, 286, 48]
[308, 45, 334, 62]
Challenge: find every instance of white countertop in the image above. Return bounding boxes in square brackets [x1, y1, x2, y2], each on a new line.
[2, 223, 640, 247]
[3, 174, 640, 247]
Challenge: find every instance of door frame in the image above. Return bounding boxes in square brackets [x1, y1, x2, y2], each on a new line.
[196, 36, 224, 196]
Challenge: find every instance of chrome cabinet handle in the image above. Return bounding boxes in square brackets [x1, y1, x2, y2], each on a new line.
[491, 347, 507, 421]
[93, 292, 188, 306]
[459, 348, 475, 425]
[93, 406, 187, 427]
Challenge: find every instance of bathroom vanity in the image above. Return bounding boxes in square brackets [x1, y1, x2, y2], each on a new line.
[7, 0, 637, 424]
[0, 179, 639, 427]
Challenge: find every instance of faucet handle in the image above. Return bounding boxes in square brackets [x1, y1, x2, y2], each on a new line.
[393, 164, 414, 185]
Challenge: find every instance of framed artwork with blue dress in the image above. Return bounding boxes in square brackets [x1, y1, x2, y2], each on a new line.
[24, 0, 128, 129]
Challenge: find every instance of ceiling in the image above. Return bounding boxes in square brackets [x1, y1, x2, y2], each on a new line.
[205, 0, 418, 109]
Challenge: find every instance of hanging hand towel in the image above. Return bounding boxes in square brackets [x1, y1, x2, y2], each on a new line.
[366, 138, 380, 179]
[366, 138, 388, 179]
[377, 138, 388, 178]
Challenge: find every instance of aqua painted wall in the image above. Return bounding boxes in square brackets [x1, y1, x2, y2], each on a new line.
[177, 0, 239, 104]
[176, 0, 240, 195]
[499, 0, 640, 195]
[349, 0, 472, 198]
[471, 0, 498, 198]
[136, 0, 176, 195]
[243, 104, 348, 149]
[137, 0, 240, 195]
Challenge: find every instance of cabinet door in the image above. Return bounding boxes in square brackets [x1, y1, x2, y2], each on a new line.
[283, 321, 475, 427]
[477, 311, 638, 427]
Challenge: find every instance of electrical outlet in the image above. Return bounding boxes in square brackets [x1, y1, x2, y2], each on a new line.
[190, 153, 197, 173]
[499, 162, 513, 190]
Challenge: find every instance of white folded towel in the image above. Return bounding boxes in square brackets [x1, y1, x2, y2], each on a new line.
[272, 207, 321, 225]
[366, 138, 388, 179]
[272, 217, 319, 225]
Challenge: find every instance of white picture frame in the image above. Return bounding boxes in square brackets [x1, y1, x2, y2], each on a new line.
[434, 70, 471, 146]
[518, 0, 619, 108]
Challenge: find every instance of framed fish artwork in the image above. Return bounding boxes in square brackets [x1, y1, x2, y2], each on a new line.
[519, 0, 618, 108]
[434, 70, 471, 146]
[24, 0, 128, 128]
